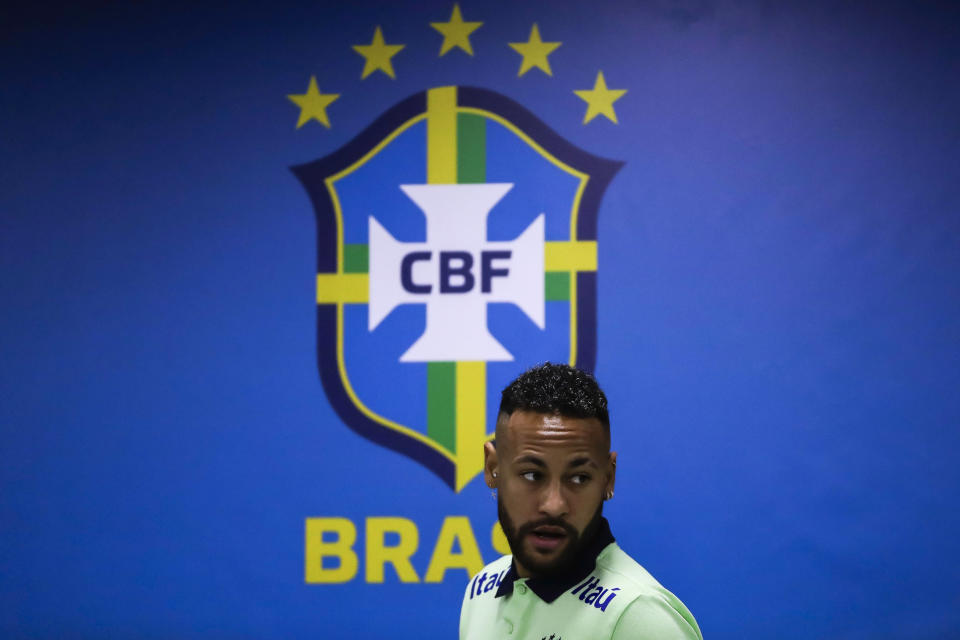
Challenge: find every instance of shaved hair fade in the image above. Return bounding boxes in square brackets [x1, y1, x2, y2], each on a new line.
[497, 362, 610, 436]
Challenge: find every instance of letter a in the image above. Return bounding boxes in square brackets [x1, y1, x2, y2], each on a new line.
[424, 516, 485, 582]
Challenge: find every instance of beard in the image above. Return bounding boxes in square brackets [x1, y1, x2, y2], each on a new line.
[497, 495, 604, 579]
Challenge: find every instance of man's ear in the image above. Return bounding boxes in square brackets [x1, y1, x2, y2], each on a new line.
[605, 451, 617, 498]
[484, 441, 499, 488]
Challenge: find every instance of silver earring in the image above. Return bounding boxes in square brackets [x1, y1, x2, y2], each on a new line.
[605, 490, 614, 500]
[492, 471, 498, 478]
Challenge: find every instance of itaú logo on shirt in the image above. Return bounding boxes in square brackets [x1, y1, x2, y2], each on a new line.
[466, 567, 508, 599]
[570, 575, 620, 612]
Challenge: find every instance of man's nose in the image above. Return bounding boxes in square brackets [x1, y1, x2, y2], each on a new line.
[539, 481, 568, 518]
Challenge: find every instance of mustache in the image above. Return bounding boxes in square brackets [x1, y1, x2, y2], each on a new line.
[515, 517, 578, 539]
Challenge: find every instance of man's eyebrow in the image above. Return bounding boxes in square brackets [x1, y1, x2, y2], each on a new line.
[568, 456, 599, 469]
[513, 455, 546, 467]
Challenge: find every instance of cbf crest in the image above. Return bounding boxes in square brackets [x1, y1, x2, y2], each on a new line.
[293, 86, 620, 491]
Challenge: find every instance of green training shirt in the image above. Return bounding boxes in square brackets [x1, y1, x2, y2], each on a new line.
[460, 519, 701, 640]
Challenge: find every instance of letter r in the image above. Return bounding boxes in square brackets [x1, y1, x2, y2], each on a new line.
[365, 517, 420, 583]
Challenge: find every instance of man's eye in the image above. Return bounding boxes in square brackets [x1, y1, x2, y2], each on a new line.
[521, 471, 539, 482]
[570, 474, 591, 485]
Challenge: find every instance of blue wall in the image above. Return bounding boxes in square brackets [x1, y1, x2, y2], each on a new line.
[2, 1, 958, 637]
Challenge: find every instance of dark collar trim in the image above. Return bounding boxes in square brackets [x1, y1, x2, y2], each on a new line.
[494, 517, 615, 603]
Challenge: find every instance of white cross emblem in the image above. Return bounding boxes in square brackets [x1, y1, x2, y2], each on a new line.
[369, 183, 544, 362]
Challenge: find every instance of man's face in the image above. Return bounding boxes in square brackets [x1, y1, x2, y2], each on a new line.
[485, 410, 616, 579]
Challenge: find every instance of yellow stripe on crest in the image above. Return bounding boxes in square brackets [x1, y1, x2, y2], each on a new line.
[316, 273, 369, 304]
[427, 87, 457, 184]
[545, 240, 597, 271]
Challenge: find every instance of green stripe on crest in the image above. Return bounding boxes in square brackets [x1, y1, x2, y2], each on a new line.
[457, 113, 485, 184]
[344, 244, 369, 273]
[545, 271, 570, 300]
[427, 362, 456, 453]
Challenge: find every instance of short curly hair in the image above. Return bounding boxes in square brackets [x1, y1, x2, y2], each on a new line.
[497, 362, 610, 433]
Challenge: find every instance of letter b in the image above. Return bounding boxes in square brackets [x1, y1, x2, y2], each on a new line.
[304, 517, 359, 583]
[439, 251, 475, 293]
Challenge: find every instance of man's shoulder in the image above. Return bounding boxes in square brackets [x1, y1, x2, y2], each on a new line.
[595, 543, 665, 593]
[595, 543, 702, 640]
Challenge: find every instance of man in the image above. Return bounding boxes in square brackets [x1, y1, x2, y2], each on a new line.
[460, 363, 702, 640]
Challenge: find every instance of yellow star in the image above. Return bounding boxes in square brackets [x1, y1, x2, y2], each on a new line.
[287, 76, 339, 129]
[573, 71, 627, 124]
[508, 23, 561, 77]
[352, 26, 405, 80]
[430, 3, 482, 56]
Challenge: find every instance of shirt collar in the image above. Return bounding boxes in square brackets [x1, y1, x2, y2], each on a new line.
[494, 517, 615, 603]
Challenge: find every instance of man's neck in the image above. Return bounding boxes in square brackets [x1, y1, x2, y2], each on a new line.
[495, 518, 616, 603]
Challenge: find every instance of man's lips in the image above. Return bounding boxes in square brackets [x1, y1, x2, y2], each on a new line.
[527, 526, 569, 552]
